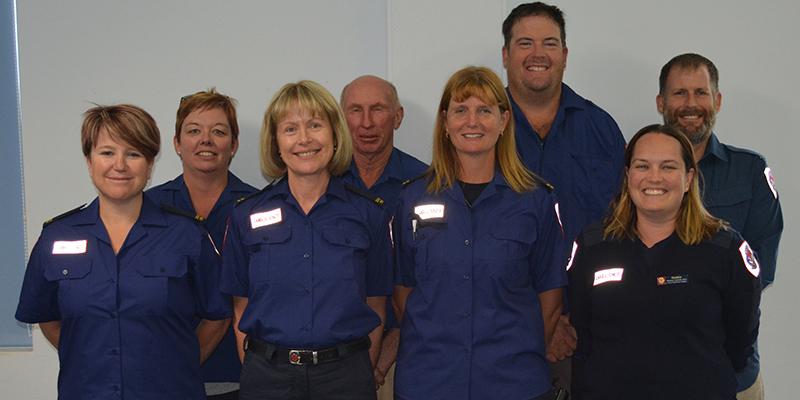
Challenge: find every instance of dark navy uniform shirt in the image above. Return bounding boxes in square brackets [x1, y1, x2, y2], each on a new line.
[393, 169, 567, 400]
[220, 176, 393, 348]
[697, 133, 783, 390]
[509, 83, 626, 250]
[340, 147, 428, 329]
[567, 224, 760, 400]
[147, 171, 258, 384]
[16, 195, 231, 400]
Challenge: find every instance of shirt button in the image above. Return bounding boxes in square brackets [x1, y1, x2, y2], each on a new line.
[304, 221, 309, 225]
[303, 289, 309, 295]
[159, 267, 166, 273]
[111, 349, 118, 355]
[303, 254, 309, 259]
[420, 234, 426, 240]
[464, 240, 470, 245]
[62, 269, 68, 275]
[345, 238, 351, 244]
[463, 275, 470, 280]
[109, 313, 116, 318]
[471, 209, 476, 213]
[462, 312, 469, 317]
[263, 236, 269, 241]
[462, 348, 469, 353]
[113, 385, 119, 391]
[109, 278, 115, 283]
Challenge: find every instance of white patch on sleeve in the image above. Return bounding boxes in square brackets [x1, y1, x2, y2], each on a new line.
[250, 208, 282, 229]
[764, 167, 778, 200]
[555, 202, 563, 231]
[52, 240, 87, 254]
[739, 241, 760, 278]
[414, 204, 444, 220]
[565, 240, 578, 271]
[593, 268, 624, 286]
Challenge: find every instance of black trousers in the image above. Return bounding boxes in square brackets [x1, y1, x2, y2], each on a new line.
[239, 348, 376, 400]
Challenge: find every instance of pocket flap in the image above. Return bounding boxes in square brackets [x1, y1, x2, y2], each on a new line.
[244, 225, 292, 246]
[44, 257, 92, 281]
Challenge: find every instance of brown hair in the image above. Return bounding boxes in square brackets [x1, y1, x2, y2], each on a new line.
[81, 104, 160, 162]
[175, 87, 239, 143]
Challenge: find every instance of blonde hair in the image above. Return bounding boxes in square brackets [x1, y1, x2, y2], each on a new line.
[604, 124, 726, 244]
[428, 66, 536, 194]
[260, 80, 352, 178]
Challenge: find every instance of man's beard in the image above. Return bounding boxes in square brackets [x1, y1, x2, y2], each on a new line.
[664, 106, 716, 145]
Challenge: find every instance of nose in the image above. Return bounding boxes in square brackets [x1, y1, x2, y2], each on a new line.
[685, 93, 698, 108]
[199, 129, 212, 144]
[113, 154, 128, 171]
[362, 112, 374, 129]
[298, 127, 312, 144]
[466, 110, 479, 126]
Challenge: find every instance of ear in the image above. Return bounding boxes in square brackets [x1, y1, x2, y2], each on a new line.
[502, 46, 509, 69]
[232, 138, 240, 154]
[500, 110, 511, 133]
[173, 135, 181, 154]
[685, 168, 695, 192]
[656, 94, 665, 115]
[147, 159, 155, 180]
[562, 46, 568, 69]
[394, 106, 404, 130]
[86, 157, 93, 179]
[714, 91, 722, 112]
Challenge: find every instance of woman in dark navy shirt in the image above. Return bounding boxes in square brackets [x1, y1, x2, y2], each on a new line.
[221, 81, 393, 400]
[567, 124, 761, 400]
[392, 66, 566, 400]
[16, 104, 231, 399]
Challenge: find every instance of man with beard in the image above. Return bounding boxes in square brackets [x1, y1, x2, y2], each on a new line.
[502, 3, 627, 396]
[657, 53, 783, 400]
[339, 75, 428, 400]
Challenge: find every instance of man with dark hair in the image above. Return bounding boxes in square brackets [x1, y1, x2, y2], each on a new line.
[502, 2, 627, 395]
[339, 75, 428, 400]
[657, 53, 783, 400]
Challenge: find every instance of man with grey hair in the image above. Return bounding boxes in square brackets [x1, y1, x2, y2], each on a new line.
[339, 75, 428, 399]
[657, 52, 783, 400]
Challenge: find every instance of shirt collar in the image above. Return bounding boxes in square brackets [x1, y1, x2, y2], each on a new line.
[263, 174, 348, 204]
[700, 133, 728, 163]
[506, 82, 586, 113]
[345, 148, 404, 187]
[444, 167, 508, 204]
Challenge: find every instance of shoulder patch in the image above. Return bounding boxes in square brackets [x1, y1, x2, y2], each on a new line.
[43, 204, 87, 229]
[402, 172, 428, 188]
[344, 183, 385, 207]
[235, 181, 275, 207]
[161, 204, 205, 225]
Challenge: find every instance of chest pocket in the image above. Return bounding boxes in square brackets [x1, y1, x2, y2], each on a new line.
[44, 256, 92, 318]
[136, 255, 191, 316]
[413, 217, 448, 280]
[321, 225, 369, 281]
[703, 185, 751, 231]
[244, 225, 292, 281]
[569, 152, 618, 216]
[490, 221, 537, 280]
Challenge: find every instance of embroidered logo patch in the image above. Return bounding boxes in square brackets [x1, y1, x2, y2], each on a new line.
[657, 275, 688, 285]
[593, 268, 624, 286]
[52, 240, 87, 254]
[414, 204, 444, 220]
[250, 208, 282, 229]
[565, 240, 578, 271]
[739, 241, 760, 278]
[764, 167, 777, 200]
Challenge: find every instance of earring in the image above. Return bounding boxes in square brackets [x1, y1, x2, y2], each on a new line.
[333, 144, 338, 153]
[277, 150, 281, 156]
[445, 132, 450, 138]
[231, 152, 235, 157]
[177, 150, 181, 156]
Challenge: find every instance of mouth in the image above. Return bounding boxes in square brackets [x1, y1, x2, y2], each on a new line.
[196, 151, 217, 157]
[643, 189, 666, 195]
[295, 149, 321, 157]
[463, 134, 484, 139]
[526, 66, 548, 72]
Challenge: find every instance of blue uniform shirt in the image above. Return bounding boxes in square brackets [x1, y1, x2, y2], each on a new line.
[147, 171, 258, 384]
[393, 170, 567, 400]
[698, 133, 784, 391]
[221, 176, 394, 348]
[340, 147, 428, 329]
[509, 83, 626, 249]
[16, 195, 231, 400]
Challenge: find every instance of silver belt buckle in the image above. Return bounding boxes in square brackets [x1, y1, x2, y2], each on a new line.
[289, 350, 319, 365]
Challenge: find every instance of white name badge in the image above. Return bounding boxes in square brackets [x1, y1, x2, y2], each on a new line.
[593, 268, 624, 286]
[739, 242, 760, 278]
[52, 240, 87, 255]
[414, 204, 444, 220]
[251, 208, 282, 229]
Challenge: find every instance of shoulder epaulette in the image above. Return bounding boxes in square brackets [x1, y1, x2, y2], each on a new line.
[235, 181, 275, 207]
[401, 172, 428, 188]
[161, 204, 205, 226]
[43, 204, 87, 229]
[532, 174, 555, 193]
[343, 183, 385, 208]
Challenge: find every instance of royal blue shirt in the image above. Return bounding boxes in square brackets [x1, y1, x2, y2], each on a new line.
[220, 176, 394, 348]
[698, 133, 783, 391]
[393, 170, 567, 400]
[508, 83, 626, 250]
[340, 147, 428, 329]
[16, 195, 231, 400]
[147, 172, 258, 384]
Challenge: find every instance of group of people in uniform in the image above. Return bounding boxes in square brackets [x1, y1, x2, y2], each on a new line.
[15, 2, 783, 400]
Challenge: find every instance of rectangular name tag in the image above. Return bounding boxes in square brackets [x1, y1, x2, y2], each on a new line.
[415, 204, 444, 220]
[593, 268, 624, 286]
[657, 275, 689, 285]
[251, 208, 282, 229]
[52, 240, 87, 254]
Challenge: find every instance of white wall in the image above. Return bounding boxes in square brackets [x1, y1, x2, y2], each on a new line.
[2, 0, 797, 397]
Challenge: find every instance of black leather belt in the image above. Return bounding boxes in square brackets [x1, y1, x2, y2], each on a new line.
[246, 337, 369, 365]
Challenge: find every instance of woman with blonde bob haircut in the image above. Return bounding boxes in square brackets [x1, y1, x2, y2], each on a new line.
[222, 80, 393, 400]
[567, 124, 761, 399]
[392, 66, 567, 400]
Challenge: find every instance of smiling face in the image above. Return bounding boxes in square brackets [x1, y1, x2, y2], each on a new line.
[87, 129, 153, 205]
[627, 133, 695, 224]
[175, 107, 238, 174]
[503, 15, 568, 95]
[276, 103, 335, 180]
[444, 95, 510, 161]
[657, 66, 722, 145]
[342, 76, 402, 159]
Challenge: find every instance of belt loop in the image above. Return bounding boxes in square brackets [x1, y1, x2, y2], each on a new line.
[264, 342, 277, 359]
